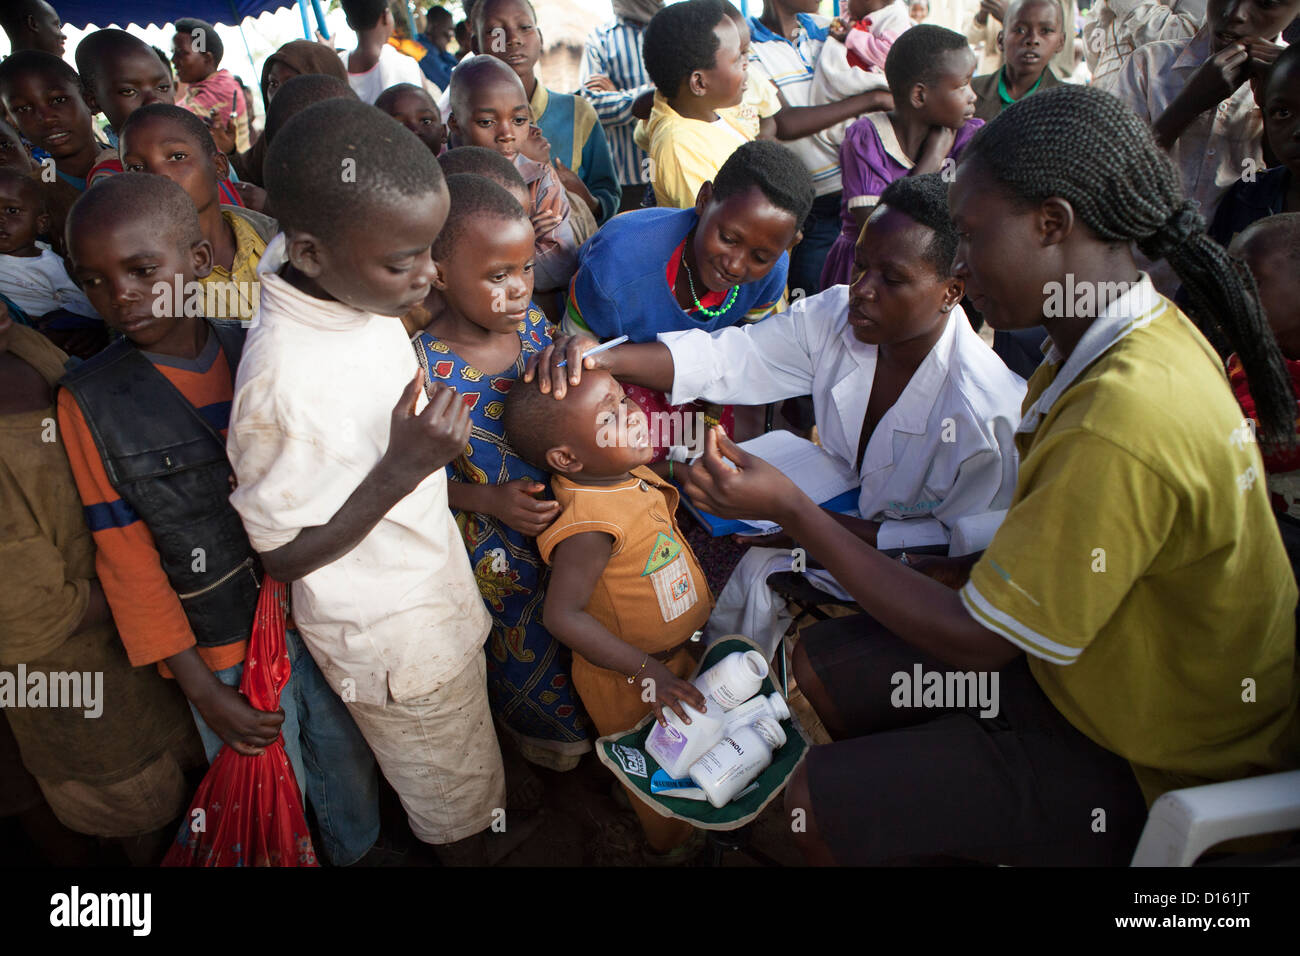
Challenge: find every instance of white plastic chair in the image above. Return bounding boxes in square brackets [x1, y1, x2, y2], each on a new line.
[1130, 770, 1300, 866]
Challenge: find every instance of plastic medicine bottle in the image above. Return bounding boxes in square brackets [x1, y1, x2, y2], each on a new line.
[693, 650, 769, 711]
[689, 717, 788, 809]
[645, 701, 726, 779]
[722, 691, 791, 733]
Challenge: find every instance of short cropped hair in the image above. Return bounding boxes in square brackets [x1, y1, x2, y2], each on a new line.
[502, 374, 562, 472]
[66, 171, 202, 251]
[0, 1, 50, 37]
[433, 173, 526, 258]
[74, 28, 155, 89]
[174, 18, 224, 67]
[264, 97, 446, 243]
[0, 49, 81, 99]
[120, 103, 219, 158]
[876, 173, 958, 276]
[447, 54, 524, 127]
[438, 146, 525, 193]
[1231, 213, 1300, 271]
[643, 0, 728, 99]
[375, 82, 437, 113]
[263, 74, 357, 145]
[470, 0, 538, 39]
[342, 0, 391, 31]
[0, 166, 42, 205]
[884, 24, 970, 103]
[712, 140, 814, 226]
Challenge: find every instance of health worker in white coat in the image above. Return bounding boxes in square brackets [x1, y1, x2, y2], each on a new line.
[524, 173, 1028, 659]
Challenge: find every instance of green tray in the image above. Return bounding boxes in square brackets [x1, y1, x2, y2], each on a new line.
[595, 635, 809, 831]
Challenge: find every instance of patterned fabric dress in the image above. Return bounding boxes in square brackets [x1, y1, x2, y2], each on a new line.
[413, 307, 590, 770]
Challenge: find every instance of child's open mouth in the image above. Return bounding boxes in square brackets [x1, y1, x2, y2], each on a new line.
[627, 415, 650, 448]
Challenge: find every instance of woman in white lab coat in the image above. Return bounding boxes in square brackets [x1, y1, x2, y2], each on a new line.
[526, 173, 1026, 659]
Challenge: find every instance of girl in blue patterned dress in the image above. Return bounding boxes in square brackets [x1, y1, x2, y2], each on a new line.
[412, 174, 589, 770]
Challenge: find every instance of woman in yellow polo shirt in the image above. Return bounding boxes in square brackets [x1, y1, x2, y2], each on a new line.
[547, 85, 1299, 865]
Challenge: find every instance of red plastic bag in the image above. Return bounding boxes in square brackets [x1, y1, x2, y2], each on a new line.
[162, 577, 319, 867]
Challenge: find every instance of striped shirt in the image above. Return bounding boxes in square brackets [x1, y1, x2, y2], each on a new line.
[747, 13, 843, 197]
[579, 16, 656, 186]
[57, 330, 248, 677]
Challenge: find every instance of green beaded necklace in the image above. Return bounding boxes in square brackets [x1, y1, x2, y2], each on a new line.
[681, 245, 739, 319]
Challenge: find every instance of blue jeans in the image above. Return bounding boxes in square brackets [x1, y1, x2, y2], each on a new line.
[189, 628, 381, 866]
[788, 191, 843, 299]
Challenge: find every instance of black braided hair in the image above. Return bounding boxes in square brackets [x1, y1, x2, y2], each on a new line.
[960, 84, 1295, 450]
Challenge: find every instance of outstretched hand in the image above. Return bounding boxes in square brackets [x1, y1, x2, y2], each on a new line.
[522, 331, 610, 399]
[675, 427, 805, 525]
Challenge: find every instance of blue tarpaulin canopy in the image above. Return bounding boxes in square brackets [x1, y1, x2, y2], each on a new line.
[54, 2, 295, 29]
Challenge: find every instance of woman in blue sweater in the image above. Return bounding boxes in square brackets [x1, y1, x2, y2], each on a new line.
[564, 141, 812, 462]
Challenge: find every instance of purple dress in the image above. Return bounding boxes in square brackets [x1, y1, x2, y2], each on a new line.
[820, 113, 984, 289]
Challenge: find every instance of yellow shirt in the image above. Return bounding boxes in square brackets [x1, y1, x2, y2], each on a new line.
[639, 93, 751, 209]
[199, 209, 268, 325]
[718, 74, 781, 141]
[960, 279, 1298, 805]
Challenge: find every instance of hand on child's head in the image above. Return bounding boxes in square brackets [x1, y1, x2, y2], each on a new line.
[522, 331, 605, 398]
[505, 367, 652, 479]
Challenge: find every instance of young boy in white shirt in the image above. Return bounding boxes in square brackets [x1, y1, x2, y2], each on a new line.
[0, 169, 98, 323]
[226, 98, 504, 865]
[341, 0, 428, 104]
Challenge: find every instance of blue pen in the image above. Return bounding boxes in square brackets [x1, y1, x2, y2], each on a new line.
[556, 335, 629, 368]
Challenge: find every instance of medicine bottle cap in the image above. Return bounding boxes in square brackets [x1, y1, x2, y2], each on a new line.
[751, 716, 787, 750]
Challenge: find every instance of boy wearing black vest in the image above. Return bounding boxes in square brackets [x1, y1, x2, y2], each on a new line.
[57, 174, 383, 867]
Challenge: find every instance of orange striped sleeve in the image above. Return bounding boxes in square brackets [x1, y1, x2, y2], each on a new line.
[56, 387, 199, 668]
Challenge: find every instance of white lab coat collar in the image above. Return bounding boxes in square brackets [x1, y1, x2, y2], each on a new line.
[1018, 274, 1163, 436]
[833, 304, 967, 475]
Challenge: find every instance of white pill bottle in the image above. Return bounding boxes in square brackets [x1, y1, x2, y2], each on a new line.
[689, 717, 788, 808]
[693, 650, 769, 711]
[722, 692, 791, 733]
[645, 702, 726, 779]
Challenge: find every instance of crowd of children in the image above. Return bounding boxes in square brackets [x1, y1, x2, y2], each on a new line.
[0, 0, 1298, 868]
